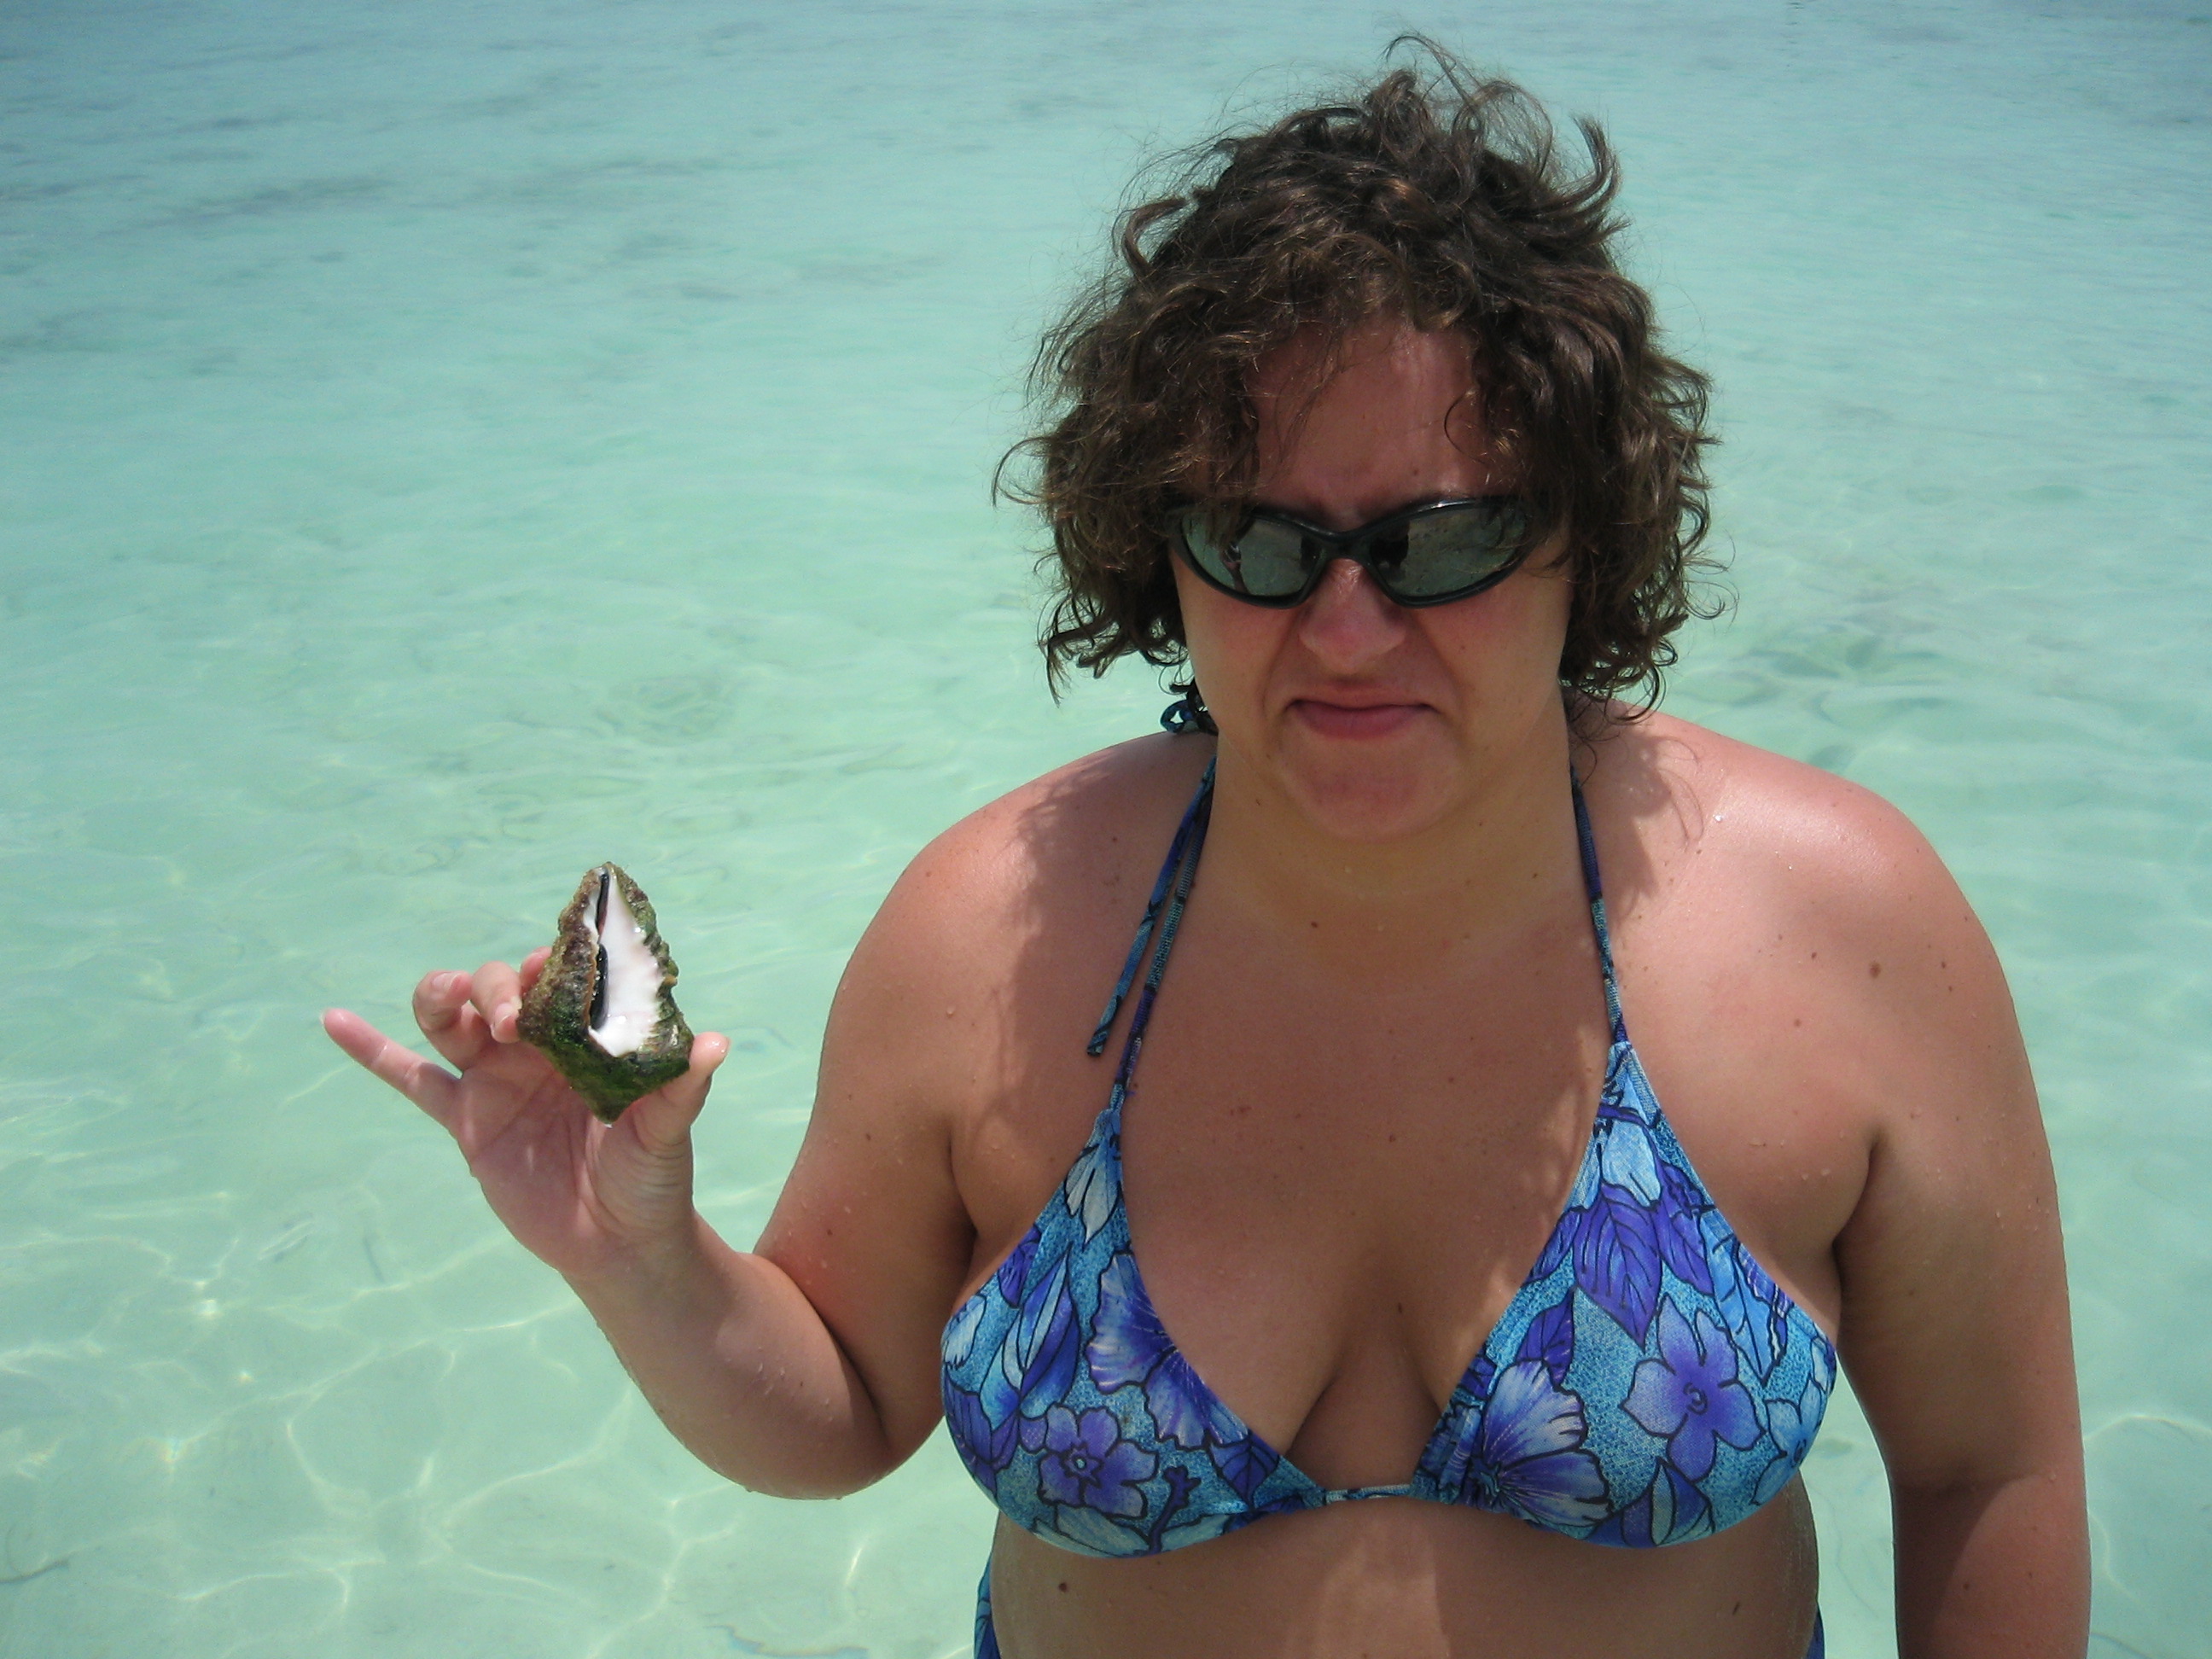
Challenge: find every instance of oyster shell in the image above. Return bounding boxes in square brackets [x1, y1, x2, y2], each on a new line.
[516, 864, 694, 1121]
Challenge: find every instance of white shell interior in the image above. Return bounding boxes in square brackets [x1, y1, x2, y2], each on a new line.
[585, 869, 664, 1057]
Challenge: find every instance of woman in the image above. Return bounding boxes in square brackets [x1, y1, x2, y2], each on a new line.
[325, 57, 2087, 1659]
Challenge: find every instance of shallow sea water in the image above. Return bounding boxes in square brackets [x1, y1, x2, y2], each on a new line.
[3, 2, 2209, 1655]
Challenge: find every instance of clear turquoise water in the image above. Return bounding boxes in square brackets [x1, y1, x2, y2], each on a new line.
[3, 2, 2208, 1654]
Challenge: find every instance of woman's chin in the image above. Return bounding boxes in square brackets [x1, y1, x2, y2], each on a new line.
[1271, 741, 1465, 844]
[1212, 704, 1475, 842]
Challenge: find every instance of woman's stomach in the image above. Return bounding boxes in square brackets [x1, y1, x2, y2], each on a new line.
[984, 1475, 1819, 1658]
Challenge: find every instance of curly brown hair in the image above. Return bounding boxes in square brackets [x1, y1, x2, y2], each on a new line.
[1001, 44, 1721, 711]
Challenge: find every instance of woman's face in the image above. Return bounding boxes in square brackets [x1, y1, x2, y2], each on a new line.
[1175, 317, 1574, 842]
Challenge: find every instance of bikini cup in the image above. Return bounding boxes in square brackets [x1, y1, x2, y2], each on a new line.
[940, 760, 1837, 1558]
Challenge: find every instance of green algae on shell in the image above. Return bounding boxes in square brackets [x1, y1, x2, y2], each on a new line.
[516, 864, 693, 1121]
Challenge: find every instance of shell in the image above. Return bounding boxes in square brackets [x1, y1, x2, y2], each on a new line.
[516, 864, 693, 1121]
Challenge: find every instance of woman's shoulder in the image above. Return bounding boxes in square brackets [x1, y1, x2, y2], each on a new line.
[1592, 707, 2016, 1107]
[884, 732, 1211, 937]
[830, 734, 1210, 1058]
[1590, 711, 2040, 1322]
[1592, 707, 1959, 932]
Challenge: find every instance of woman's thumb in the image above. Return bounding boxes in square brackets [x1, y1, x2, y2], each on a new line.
[626, 1032, 729, 1152]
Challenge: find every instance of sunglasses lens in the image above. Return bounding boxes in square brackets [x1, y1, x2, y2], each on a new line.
[1391, 504, 1530, 599]
[1177, 501, 1531, 606]
[1179, 510, 1312, 600]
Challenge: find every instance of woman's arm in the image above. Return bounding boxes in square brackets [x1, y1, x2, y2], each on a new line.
[1812, 805, 2088, 1656]
[323, 833, 992, 1499]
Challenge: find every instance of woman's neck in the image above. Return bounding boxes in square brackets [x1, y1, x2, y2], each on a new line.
[1196, 699, 1588, 974]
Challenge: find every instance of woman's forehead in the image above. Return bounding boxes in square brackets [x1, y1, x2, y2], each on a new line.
[1249, 320, 1501, 516]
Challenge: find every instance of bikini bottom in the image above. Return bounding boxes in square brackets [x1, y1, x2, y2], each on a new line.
[971, 1564, 1825, 1657]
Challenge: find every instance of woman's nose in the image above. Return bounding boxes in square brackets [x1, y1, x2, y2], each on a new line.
[1295, 557, 1409, 668]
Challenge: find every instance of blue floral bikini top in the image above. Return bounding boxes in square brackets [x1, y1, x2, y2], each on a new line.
[940, 757, 1837, 1558]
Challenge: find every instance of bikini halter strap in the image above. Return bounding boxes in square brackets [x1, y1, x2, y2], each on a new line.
[1571, 771, 1628, 1040]
[1086, 759, 1214, 1067]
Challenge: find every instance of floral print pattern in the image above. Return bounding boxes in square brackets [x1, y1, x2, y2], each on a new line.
[1625, 1301, 1763, 1480]
[1441, 1358, 1610, 1529]
[1033, 1406, 1155, 1515]
[943, 765, 1838, 1653]
[1090, 1252, 1249, 1452]
[1413, 1033, 1836, 1541]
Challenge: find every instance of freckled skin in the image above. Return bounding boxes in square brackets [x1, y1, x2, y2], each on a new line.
[326, 319, 2087, 1657]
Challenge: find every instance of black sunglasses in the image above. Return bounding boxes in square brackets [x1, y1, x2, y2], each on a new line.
[1169, 497, 1535, 609]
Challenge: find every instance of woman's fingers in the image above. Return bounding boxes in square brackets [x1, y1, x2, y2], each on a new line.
[518, 946, 551, 995]
[323, 1008, 461, 1128]
[413, 969, 496, 1068]
[469, 960, 526, 1043]
[625, 1033, 730, 1155]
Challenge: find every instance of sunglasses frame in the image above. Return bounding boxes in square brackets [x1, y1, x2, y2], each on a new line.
[1168, 496, 1536, 609]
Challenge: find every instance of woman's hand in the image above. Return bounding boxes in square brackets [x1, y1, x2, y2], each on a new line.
[322, 955, 730, 1283]
[316, 853, 983, 1501]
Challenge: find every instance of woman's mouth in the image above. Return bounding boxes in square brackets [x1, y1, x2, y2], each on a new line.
[1289, 697, 1424, 739]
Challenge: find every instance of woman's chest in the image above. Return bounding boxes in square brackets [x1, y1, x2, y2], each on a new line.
[958, 917, 1622, 1482]
[953, 850, 1860, 1482]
